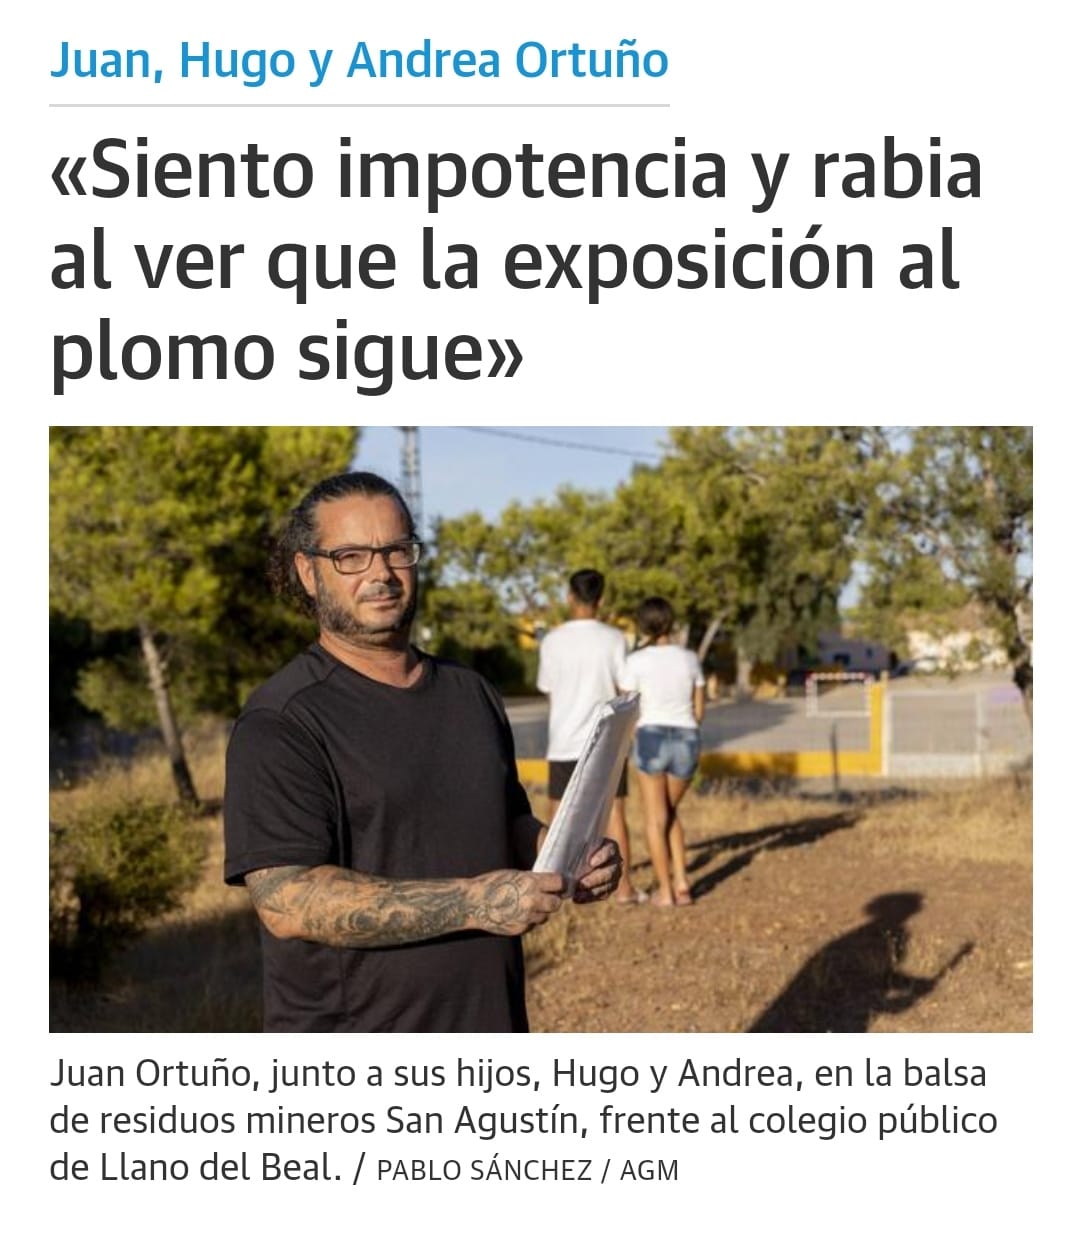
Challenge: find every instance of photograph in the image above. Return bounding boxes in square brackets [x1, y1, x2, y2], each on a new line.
[48, 424, 1033, 1035]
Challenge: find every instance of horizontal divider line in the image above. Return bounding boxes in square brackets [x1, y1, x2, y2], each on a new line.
[50, 101, 669, 109]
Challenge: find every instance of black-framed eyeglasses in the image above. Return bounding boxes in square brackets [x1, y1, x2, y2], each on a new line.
[302, 540, 423, 575]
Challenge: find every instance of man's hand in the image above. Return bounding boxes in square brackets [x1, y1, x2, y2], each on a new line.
[468, 869, 567, 936]
[572, 838, 623, 904]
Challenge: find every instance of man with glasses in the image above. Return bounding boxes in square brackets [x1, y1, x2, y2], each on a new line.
[224, 471, 620, 1032]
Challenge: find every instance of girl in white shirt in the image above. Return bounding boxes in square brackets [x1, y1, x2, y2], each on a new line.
[620, 598, 706, 907]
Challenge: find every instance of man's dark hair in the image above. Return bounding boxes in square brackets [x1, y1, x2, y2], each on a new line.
[636, 596, 675, 642]
[270, 471, 416, 615]
[568, 569, 605, 607]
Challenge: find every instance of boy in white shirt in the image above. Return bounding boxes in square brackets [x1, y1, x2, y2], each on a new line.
[537, 569, 640, 904]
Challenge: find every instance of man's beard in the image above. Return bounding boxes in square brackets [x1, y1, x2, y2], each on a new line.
[313, 569, 417, 644]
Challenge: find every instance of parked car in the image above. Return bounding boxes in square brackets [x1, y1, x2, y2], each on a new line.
[890, 658, 940, 677]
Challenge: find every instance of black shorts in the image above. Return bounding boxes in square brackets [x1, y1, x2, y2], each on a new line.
[548, 759, 629, 801]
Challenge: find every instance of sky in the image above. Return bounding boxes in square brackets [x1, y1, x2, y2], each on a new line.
[353, 425, 672, 533]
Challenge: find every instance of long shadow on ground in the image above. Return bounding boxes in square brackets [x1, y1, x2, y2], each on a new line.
[746, 891, 975, 1032]
[660, 812, 862, 899]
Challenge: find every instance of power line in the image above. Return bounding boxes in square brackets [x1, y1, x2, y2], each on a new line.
[454, 427, 662, 461]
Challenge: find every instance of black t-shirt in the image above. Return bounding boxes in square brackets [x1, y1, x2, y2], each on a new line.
[224, 645, 533, 1032]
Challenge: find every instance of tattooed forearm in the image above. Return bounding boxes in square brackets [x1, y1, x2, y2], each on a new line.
[244, 865, 563, 947]
[470, 874, 525, 930]
[246, 865, 471, 946]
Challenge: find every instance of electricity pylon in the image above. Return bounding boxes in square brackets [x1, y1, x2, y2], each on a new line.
[399, 426, 423, 539]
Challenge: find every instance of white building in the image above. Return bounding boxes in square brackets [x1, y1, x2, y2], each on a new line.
[904, 627, 1007, 672]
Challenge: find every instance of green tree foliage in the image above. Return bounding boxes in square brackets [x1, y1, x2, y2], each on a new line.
[50, 427, 357, 802]
[49, 613, 131, 729]
[596, 428, 886, 689]
[425, 489, 607, 637]
[722, 426, 888, 664]
[855, 426, 1033, 716]
[421, 489, 608, 689]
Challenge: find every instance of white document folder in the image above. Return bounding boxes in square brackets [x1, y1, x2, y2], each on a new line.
[533, 692, 640, 890]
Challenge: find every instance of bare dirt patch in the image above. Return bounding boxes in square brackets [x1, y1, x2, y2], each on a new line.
[524, 776, 1032, 1034]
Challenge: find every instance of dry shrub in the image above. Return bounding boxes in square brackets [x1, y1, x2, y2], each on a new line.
[50, 798, 206, 982]
[49, 725, 230, 993]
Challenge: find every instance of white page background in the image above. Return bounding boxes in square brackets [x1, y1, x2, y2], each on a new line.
[9, 3, 1074, 1255]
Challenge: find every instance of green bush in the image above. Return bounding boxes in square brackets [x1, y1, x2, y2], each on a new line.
[50, 800, 206, 982]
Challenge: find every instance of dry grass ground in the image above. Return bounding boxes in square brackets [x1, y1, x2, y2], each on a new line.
[526, 775, 1032, 1033]
[50, 733, 1032, 1034]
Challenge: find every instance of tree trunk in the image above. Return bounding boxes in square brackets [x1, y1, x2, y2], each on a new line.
[1013, 659, 1033, 728]
[1012, 594, 1033, 728]
[735, 643, 754, 702]
[138, 625, 199, 807]
[697, 616, 723, 664]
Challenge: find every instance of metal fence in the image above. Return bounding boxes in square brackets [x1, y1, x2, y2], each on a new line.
[884, 683, 1031, 777]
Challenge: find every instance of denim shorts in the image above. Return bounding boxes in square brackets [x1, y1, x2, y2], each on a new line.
[633, 725, 701, 779]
